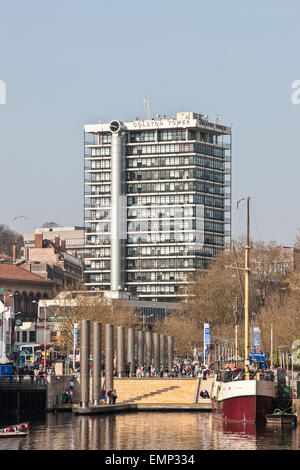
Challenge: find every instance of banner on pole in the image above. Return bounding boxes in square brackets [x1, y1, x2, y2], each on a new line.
[74, 323, 78, 356]
[204, 323, 210, 346]
[253, 327, 261, 353]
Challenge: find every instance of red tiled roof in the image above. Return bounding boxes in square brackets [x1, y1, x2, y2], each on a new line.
[0, 264, 52, 284]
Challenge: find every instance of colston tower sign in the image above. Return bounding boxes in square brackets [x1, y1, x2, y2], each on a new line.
[85, 112, 231, 135]
[132, 117, 229, 133]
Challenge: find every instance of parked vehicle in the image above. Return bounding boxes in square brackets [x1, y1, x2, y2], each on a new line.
[18, 344, 42, 366]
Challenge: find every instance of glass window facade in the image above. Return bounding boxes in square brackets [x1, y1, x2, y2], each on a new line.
[84, 113, 231, 301]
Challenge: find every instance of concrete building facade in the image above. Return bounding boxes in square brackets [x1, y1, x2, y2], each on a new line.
[0, 263, 54, 355]
[0, 263, 54, 319]
[23, 226, 85, 261]
[84, 111, 231, 302]
[21, 234, 83, 289]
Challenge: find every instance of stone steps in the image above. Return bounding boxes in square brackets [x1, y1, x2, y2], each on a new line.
[195, 377, 214, 404]
[69, 376, 214, 406]
[113, 378, 198, 404]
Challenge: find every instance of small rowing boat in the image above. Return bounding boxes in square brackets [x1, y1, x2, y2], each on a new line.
[0, 422, 29, 438]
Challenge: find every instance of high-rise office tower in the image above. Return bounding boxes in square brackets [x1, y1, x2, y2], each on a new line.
[84, 111, 231, 302]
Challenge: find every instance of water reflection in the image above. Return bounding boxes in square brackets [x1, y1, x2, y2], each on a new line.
[0, 411, 299, 451]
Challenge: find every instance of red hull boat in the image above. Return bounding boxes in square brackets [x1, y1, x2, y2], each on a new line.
[211, 197, 276, 424]
[211, 375, 275, 422]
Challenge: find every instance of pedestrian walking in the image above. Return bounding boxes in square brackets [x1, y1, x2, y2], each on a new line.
[107, 390, 113, 404]
[19, 366, 24, 383]
[29, 368, 34, 384]
[62, 390, 68, 404]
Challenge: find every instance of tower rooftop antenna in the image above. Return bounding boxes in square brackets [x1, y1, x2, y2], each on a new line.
[143, 96, 151, 120]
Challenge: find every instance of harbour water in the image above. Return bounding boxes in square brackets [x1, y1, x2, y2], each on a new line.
[0, 411, 299, 451]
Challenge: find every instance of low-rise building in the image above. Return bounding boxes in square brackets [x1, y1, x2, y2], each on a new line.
[0, 263, 54, 320]
[38, 289, 178, 323]
[0, 264, 54, 359]
[21, 233, 83, 289]
[23, 226, 85, 261]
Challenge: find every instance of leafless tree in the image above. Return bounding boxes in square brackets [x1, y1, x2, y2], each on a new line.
[0, 224, 23, 257]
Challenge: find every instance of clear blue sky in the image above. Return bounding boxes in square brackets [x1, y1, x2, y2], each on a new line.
[1, 0, 300, 245]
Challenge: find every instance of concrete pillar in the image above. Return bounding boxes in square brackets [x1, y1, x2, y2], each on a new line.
[145, 331, 152, 369]
[153, 333, 160, 370]
[92, 322, 101, 405]
[167, 336, 174, 371]
[110, 124, 125, 291]
[127, 328, 135, 377]
[80, 320, 90, 408]
[105, 324, 114, 396]
[137, 330, 144, 367]
[117, 326, 125, 377]
[160, 334, 167, 371]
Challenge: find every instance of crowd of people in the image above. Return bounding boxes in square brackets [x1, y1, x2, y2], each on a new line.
[170, 362, 210, 378]
[0, 365, 56, 385]
[62, 389, 73, 404]
[6, 358, 212, 407]
[17, 365, 55, 383]
[61, 378, 74, 404]
[117, 361, 210, 379]
[99, 389, 117, 405]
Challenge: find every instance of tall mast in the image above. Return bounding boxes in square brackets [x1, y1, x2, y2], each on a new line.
[236, 196, 251, 379]
[244, 196, 250, 379]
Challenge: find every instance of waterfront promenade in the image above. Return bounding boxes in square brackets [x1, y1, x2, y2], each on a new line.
[72, 401, 211, 415]
[57, 376, 213, 415]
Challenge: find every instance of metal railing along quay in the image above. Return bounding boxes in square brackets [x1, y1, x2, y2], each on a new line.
[0, 375, 48, 387]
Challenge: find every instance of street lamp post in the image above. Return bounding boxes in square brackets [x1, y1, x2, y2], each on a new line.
[135, 312, 154, 330]
[32, 300, 47, 372]
[143, 313, 153, 330]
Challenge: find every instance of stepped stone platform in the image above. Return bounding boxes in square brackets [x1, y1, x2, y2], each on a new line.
[71, 377, 212, 415]
[73, 402, 211, 415]
[114, 377, 198, 404]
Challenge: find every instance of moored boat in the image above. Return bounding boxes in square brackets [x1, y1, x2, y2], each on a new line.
[211, 370, 276, 422]
[211, 197, 276, 423]
[0, 422, 29, 438]
[266, 412, 297, 425]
